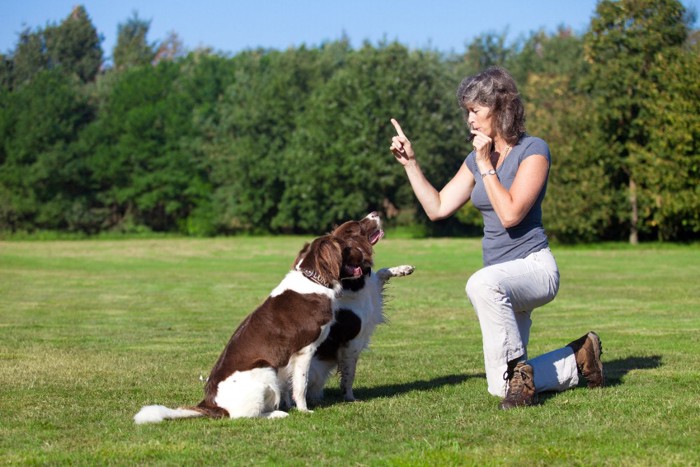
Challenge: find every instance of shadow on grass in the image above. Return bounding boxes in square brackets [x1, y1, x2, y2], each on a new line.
[318, 356, 663, 407]
[317, 372, 484, 406]
[601, 354, 663, 387]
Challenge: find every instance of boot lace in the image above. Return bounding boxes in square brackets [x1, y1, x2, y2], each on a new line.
[503, 363, 534, 403]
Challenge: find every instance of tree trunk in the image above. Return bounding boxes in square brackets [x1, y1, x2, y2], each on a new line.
[629, 177, 639, 245]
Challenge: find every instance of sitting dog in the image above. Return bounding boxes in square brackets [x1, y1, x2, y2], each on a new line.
[307, 212, 415, 403]
[134, 233, 367, 423]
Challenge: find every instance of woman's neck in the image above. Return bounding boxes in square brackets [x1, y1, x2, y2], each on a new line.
[493, 137, 509, 155]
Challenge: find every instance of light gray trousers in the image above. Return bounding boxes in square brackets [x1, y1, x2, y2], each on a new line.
[466, 247, 579, 397]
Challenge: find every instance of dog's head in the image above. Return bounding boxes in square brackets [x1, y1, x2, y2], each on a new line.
[294, 234, 365, 291]
[330, 212, 385, 290]
[332, 211, 384, 243]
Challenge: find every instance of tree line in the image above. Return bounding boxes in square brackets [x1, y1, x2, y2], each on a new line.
[0, 0, 698, 242]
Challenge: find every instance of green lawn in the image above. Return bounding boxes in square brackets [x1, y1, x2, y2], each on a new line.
[1, 237, 699, 465]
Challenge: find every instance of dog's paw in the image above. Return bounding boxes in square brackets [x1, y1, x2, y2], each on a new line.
[266, 410, 289, 419]
[377, 265, 415, 281]
[388, 265, 415, 277]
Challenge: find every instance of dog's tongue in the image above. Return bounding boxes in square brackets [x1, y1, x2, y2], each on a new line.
[351, 265, 363, 277]
[370, 229, 385, 245]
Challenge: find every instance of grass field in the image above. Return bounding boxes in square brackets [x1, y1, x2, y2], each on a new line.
[1, 236, 699, 465]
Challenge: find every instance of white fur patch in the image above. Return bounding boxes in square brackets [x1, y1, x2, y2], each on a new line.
[270, 270, 339, 298]
[133, 405, 202, 424]
[335, 272, 386, 330]
[214, 367, 287, 418]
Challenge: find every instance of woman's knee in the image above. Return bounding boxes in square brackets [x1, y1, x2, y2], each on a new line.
[466, 270, 492, 303]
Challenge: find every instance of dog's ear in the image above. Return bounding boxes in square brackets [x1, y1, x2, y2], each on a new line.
[316, 236, 344, 285]
[301, 235, 343, 284]
[293, 242, 311, 269]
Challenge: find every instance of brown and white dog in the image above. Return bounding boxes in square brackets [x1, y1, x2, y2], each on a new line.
[134, 234, 367, 423]
[307, 212, 415, 403]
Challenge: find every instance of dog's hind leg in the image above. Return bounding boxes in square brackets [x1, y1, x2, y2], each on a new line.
[260, 384, 289, 419]
[376, 265, 415, 283]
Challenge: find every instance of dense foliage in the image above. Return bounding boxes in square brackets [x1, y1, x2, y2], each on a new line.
[0, 1, 698, 241]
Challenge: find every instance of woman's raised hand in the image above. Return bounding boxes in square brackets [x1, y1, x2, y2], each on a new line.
[390, 118, 415, 166]
[471, 129, 493, 169]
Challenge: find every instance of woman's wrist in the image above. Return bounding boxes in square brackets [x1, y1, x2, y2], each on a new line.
[404, 159, 419, 170]
[476, 161, 493, 174]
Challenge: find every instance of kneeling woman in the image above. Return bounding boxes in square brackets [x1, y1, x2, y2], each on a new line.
[389, 66, 604, 409]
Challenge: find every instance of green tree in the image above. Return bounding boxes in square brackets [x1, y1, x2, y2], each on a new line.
[584, 0, 692, 243]
[6, 6, 103, 87]
[153, 31, 186, 65]
[44, 6, 103, 83]
[83, 62, 200, 232]
[112, 12, 155, 70]
[463, 31, 512, 72]
[208, 43, 350, 233]
[0, 54, 13, 90]
[274, 43, 465, 234]
[171, 51, 238, 235]
[629, 49, 700, 240]
[526, 71, 617, 243]
[11, 28, 47, 86]
[0, 70, 93, 231]
[507, 27, 585, 83]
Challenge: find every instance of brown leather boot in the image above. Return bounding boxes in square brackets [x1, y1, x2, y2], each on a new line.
[567, 331, 605, 388]
[499, 361, 537, 410]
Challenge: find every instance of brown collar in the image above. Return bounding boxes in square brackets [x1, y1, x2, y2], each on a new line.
[300, 268, 331, 288]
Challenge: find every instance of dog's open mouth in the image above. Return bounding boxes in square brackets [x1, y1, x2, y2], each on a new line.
[342, 264, 364, 280]
[369, 229, 384, 245]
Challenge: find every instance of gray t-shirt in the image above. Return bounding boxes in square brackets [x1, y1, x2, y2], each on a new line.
[466, 135, 551, 267]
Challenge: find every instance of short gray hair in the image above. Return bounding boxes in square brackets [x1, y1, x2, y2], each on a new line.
[456, 66, 526, 146]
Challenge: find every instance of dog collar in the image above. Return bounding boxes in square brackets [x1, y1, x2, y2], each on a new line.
[300, 268, 332, 288]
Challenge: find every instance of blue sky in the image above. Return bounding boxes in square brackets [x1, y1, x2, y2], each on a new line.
[1, 0, 698, 59]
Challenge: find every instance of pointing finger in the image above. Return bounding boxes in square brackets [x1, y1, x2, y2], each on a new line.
[390, 118, 406, 138]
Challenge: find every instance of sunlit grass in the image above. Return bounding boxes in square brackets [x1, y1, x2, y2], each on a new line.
[1, 238, 699, 464]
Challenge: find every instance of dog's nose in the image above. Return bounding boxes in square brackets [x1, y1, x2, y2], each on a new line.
[368, 211, 379, 218]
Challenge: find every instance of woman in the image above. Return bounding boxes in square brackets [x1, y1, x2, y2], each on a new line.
[389, 66, 604, 409]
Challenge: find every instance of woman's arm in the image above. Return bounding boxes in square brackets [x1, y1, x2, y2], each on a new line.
[404, 161, 475, 221]
[471, 128, 549, 228]
[480, 154, 549, 228]
[390, 118, 474, 221]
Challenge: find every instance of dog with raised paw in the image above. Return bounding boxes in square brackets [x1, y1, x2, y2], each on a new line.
[306, 212, 415, 403]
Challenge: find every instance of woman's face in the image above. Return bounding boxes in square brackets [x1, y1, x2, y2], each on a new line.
[466, 103, 495, 138]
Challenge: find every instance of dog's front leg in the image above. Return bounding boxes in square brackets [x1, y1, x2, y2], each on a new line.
[376, 265, 415, 283]
[276, 366, 293, 410]
[289, 347, 314, 412]
[338, 348, 361, 402]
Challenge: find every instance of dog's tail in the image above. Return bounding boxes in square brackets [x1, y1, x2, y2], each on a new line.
[133, 405, 205, 424]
